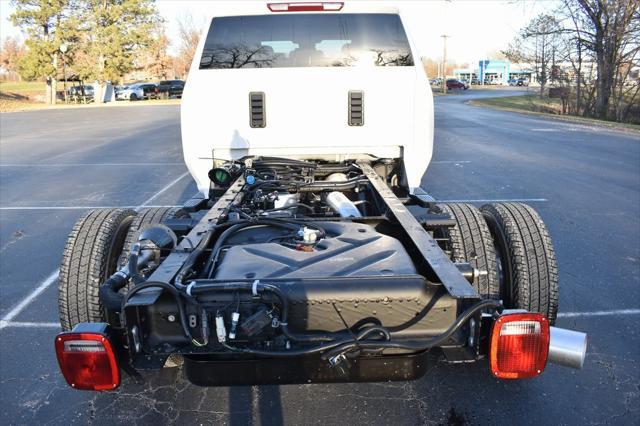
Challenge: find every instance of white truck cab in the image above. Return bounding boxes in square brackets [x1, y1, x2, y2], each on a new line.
[181, 1, 433, 196]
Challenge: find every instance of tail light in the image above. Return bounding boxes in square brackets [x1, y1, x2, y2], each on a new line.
[55, 323, 120, 390]
[490, 313, 550, 379]
[268, 2, 344, 12]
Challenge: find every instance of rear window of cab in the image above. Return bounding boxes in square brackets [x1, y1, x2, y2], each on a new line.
[200, 13, 414, 69]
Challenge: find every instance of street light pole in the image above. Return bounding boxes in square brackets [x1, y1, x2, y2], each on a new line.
[441, 35, 449, 94]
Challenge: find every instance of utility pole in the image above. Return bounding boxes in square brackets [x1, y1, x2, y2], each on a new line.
[441, 35, 449, 94]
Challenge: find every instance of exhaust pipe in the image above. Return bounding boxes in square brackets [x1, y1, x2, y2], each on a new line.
[324, 173, 363, 218]
[548, 327, 587, 369]
[326, 192, 362, 218]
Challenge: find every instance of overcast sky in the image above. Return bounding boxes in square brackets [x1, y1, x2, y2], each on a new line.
[0, 0, 557, 64]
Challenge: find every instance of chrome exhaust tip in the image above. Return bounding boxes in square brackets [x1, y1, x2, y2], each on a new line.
[548, 327, 587, 369]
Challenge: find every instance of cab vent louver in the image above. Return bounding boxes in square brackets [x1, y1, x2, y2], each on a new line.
[250, 92, 266, 128]
[348, 91, 364, 126]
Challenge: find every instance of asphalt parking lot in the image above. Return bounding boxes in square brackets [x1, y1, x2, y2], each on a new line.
[1, 89, 638, 425]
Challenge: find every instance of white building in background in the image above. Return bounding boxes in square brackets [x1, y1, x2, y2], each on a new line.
[454, 59, 600, 86]
[453, 60, 536, 85]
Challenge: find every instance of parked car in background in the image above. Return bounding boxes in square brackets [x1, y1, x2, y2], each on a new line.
[68, 85, 94, 103]
[158, 80, 185, 98]
[508, 78, 529, 87]
[138, 83, 160, 99]
[115, 83, 146, 101]
[446, 78, 468, 90]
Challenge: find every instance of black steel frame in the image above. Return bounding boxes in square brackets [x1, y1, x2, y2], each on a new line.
[128, 163, 480, 306]
[127, 176, 246, 306]
[357, 162, 479, 299]
[115, 165, 494, 379]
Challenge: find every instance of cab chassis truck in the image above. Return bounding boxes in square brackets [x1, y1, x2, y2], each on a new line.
[54, 2, 587, 390]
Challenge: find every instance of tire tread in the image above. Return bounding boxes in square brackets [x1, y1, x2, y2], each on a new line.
[481, 203, 558, 323]
[440, 203, 500, 299]
[58, 209, 136, 331]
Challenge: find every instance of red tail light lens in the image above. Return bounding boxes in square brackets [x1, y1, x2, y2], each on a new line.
[55, 332, 120, 390]
[490, 313, 550, 379]
[268, 2, 344, 12]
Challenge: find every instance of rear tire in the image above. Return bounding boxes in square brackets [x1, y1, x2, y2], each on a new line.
[432, 203, 500, 299]
[58, 209, 136, 331]
[481, 203, 559, 323]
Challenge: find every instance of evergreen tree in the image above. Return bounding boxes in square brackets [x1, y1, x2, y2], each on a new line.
[77, 0, 160, 83]
[11, 0, 78, 104]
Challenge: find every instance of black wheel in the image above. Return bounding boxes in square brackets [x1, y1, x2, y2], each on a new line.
[118, 207, 188, 267]
[431, 203, 500, 299]
[58, 209, 136, 331]
[481, 203, 559, 323]
[130, 94, 137, 101]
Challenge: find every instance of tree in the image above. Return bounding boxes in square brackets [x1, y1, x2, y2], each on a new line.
[486, 49, 508, 61]
[422, 58, 439, 78]
[77, 0, 160, 83]
[10, 0, 78, 104]
[0, 37, 27, 80]
[175, 13, 201, 78]
[141, 27, 172, 79]
[562, 0, 639, 119]
[504, 14, 563, 96]
[421, 57, 467, 79]
[557, 8, 588, 116]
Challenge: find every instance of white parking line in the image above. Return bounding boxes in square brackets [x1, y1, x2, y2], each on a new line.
[0, 172, 191, 330]
[0, 163, 184, 167]
[0, 205, 181, 211]
[430, 161, 472, 164]
[0, 270, 59, 328]
[0, 321, 60, 329]
[437, 198, 548, 203]
[557, 309, 640, 318]
[137, 172, 190, 209]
